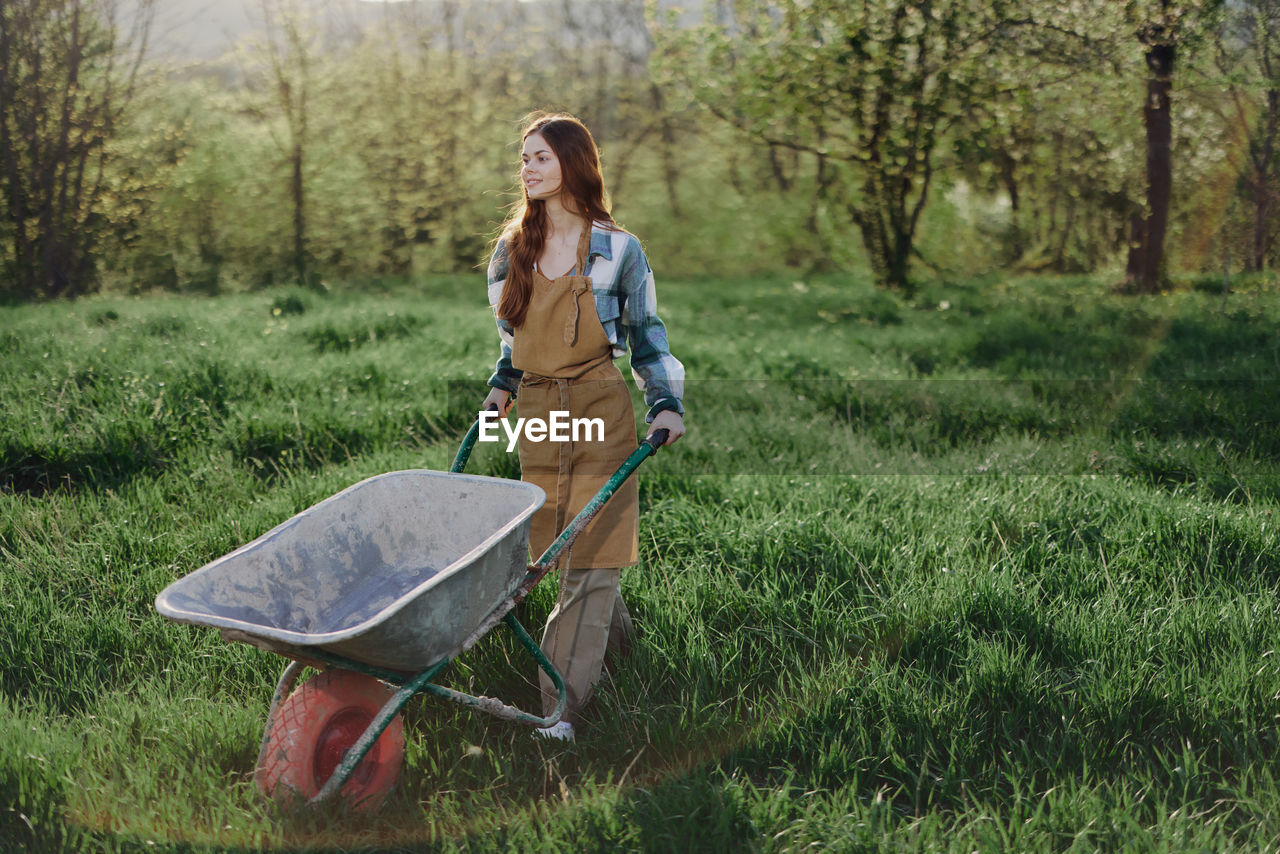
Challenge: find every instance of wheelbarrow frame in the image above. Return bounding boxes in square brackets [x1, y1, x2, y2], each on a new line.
[253, 419, 669, 806]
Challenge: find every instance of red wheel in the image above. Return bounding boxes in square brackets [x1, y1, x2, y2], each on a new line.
[255, 669, 405, 811]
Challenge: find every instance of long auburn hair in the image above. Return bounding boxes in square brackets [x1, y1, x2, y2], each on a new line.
[495, 113, 614, 328]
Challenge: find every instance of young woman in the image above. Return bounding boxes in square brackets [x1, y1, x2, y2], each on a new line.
[481, 113, 685, 741]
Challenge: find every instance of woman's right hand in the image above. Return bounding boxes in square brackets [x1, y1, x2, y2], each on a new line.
[482, 387, 514, 417]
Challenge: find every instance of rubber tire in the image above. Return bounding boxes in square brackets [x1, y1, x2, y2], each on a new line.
[255, 669, 405, 811]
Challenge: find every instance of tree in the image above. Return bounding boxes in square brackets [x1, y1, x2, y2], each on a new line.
[653, 0, 1025, 293]
[337, 0, 542, 274]
[1120, 0, 1221, 292]
[240, 0, 330, 287]
[1216, 0, 1280, 272]
[1121, 1, 1177, 292]
[948, 14, 1137, 273]
[0, 0, 153, 299]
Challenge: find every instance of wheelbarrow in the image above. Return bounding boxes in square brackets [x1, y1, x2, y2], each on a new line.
[154, 415, 669, 810]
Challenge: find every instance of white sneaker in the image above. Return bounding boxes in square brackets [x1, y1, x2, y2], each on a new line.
[534, 721, 575, 741]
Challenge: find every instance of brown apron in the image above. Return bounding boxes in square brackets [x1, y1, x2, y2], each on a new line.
[511, 226, 640, 569]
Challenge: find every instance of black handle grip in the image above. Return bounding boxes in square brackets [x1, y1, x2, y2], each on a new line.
[644, 428, 670, 452]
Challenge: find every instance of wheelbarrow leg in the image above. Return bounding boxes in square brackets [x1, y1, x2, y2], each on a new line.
[504, 612, 567, 727]
[408, 614, 567, 727]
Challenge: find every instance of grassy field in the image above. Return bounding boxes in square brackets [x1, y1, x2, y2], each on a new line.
[2, 270, 1279, 852]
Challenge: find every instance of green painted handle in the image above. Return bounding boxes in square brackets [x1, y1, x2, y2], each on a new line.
[451, 410, 671, 602]
[451, 404, 499, 473]
[516, 430, 668, 599]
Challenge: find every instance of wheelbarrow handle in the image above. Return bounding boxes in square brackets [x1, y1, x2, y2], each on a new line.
[450, 404, 500, 473]
[451, 405, 670, 600]
[516, 427, 670, 600]
[644, 428, 670, 451]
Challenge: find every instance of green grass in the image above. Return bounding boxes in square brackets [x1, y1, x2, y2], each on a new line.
[2, 272, 1279, 851]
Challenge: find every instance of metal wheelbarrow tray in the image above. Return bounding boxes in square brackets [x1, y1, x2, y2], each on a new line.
[155, 470, 544, 673]
[154, 423, 668, 809]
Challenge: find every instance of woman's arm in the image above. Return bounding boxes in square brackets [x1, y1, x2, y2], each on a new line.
[616, 236, 685, 426]
[486, 239, 523, 394]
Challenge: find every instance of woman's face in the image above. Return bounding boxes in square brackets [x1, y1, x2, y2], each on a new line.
[521, 132, 563, 202]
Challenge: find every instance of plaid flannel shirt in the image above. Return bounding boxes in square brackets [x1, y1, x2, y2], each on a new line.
[487, 222, 685, 422]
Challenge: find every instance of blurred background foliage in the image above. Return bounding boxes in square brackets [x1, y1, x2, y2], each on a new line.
[0, 0, 1278, 300]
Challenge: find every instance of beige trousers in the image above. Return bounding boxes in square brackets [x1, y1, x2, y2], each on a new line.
[539, 567, 634, 721]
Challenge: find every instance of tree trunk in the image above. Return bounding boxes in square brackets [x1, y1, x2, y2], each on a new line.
[1124, 38, 1175, 293]
[1252, 87, 1279, 272]
[852, 174, 914, 294]
[650, 84, 682, 218]
[1252, 178, 1270, 272]
[291, 140, 306, 286]
[998, 151, 1023, 260]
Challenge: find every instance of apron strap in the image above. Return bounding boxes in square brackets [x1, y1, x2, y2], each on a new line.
[571, 226, 591, 277]
[565, 280, 589, 345]
[563, 228, 594, 345]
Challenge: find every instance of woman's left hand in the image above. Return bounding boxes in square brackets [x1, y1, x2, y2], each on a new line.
[647, 410, 685, 446]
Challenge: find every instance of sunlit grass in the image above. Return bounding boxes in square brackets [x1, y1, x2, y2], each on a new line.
[2, 273, 1279, 850]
